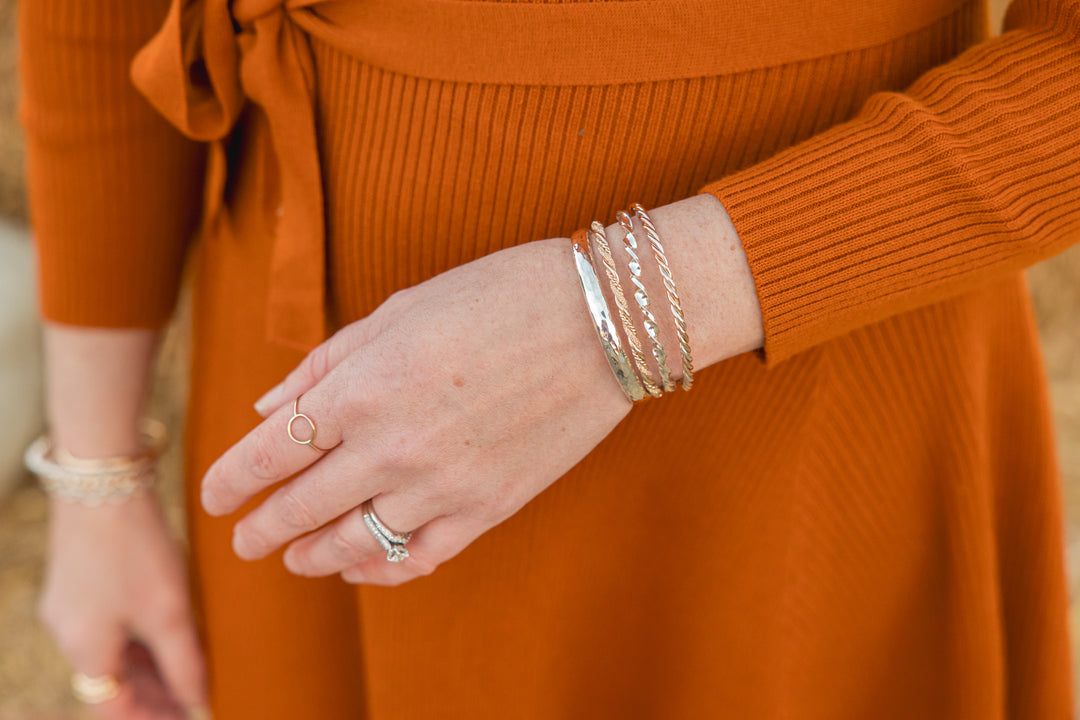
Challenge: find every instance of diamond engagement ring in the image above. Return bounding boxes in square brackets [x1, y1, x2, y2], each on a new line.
[361, 499, 412, 562]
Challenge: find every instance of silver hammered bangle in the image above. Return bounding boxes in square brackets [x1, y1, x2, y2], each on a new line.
[570, 229, 647, 404]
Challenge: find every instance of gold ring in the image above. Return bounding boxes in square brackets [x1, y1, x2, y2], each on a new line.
[71, 672, 121, 704]
[287, 393, 337, 453]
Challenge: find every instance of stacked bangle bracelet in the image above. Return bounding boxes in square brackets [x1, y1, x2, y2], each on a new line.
[23, 419, 168, 506]
[588, 221, 661, 399]
[570, 204, 695, 404]
[570, 229, 647, 403]
[632, 203, 694, 391]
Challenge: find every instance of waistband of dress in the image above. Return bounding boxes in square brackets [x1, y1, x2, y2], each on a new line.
[304, 0, 979, 86]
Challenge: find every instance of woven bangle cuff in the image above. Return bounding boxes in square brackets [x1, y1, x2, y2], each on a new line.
[631, 203, 694, 390]
[23, 419, 167, 506]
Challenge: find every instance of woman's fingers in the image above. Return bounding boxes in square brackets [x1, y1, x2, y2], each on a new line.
[117, 640, 189, 720]
[132, 602, 207, 711]
[201, 383, 346, 517]
[282, 493, 435, 577]
[230, 447, 382, 560]
[253, 321, 373, 418]
[340, 515, 476, 586]
[52, 624, 132, 719]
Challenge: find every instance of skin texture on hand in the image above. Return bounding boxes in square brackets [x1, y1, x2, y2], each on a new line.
[205, 194, 763, 586]
[204, 238, 633, 584]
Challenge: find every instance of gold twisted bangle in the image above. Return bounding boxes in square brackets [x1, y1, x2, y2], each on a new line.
[570, 229, 646, 404]
[588, 221, 661, 398]
[23, 419, 167, 506]
[615, 210, 675, 394]
[631, 203, 694, 390]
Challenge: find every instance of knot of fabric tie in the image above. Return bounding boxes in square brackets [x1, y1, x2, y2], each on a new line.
[132, 0, 329, 351]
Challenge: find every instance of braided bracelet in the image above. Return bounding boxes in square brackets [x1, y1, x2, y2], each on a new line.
[23, 419, 167, 506]
[631, 203, 694, 391]
[587, 221, 660, 399]
[588, 221, 662, 398]
[615, 210, 675, 394]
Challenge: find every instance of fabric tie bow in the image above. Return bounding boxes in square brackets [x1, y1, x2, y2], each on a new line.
[132, 0, 329, 351]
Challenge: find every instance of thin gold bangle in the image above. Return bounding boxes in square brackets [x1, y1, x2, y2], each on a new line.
[616, 210, 675, 394]
[588, 221, 662, 398]
[631, 204, 694, 390]
[569, 229, 647, 404]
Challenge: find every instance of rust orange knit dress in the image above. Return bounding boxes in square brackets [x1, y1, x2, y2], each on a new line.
[19, 0, 1080, 717]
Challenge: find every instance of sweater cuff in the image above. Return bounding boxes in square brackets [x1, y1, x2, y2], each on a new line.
[19, 0, 206, 330]
[698, 12, 1080, 367]
[697, 110, 904, 367]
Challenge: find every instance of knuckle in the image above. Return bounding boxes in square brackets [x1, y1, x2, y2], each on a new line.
[428, 469, 464, 499]
[376, 433, 421, 471]
[328, 520, 363, 560]
[471, 481, 513, 525]
[342, 362, 376, 410]
[248, 432, 281, 481]
[278, 491, 318, 532]
[299, 342, 331, 386]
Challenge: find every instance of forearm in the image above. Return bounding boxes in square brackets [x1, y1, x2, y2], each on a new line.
[44, 323, 158, 458]
[598, 194, 764, 381]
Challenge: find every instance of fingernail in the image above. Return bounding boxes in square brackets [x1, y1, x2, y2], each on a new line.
[187, 706, 212, 720]
[282, 547, 304, 576]
[200, 474, 224, 516]
[253, 381, 285, 417]
[232, 526, 254, 560]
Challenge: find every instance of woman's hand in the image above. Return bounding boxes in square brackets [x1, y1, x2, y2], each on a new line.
[40, 492, 206, 719]
[200, 237, 632, 585]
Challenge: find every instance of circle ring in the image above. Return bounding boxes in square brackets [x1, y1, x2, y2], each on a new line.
[287, 393, 337, 453]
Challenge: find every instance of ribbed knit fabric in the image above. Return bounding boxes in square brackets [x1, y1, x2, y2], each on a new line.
[18, 0, 1079, 718]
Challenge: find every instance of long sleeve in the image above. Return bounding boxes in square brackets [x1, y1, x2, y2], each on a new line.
[698, 0, 1080, 366]
[18, 0, 206, 328]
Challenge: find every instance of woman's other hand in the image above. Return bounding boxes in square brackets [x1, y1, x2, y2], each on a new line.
[201, 237, 633, 586]
[40, 492, 206, 719]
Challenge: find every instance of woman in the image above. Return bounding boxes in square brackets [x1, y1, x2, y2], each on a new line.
[18, 0, 1079, 717]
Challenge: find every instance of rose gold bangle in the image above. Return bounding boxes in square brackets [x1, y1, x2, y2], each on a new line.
[588, 221, 662, 398]
[631, 203, 694, 390]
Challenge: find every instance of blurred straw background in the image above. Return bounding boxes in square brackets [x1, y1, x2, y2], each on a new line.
[0, 0, 1077, 717]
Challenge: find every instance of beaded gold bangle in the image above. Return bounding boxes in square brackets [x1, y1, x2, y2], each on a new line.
[631, 203, 694, 390]
[588, 221, 662, 398]
[23, 419, 167, 506]
[615, 210, 675, 394]
[570, 229, 647, 404]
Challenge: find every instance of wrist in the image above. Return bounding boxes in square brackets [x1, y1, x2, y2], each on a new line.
[633, 193, 764, 370]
